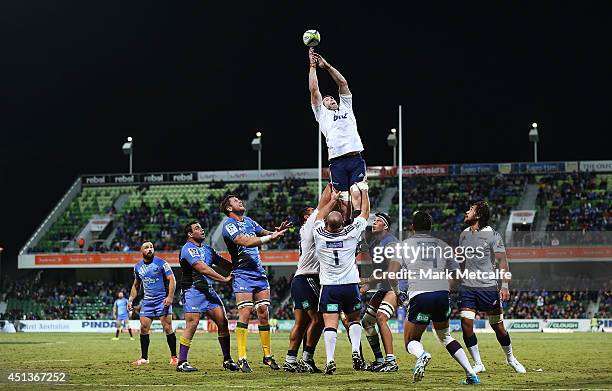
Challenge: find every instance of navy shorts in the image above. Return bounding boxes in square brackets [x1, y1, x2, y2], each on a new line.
[319, 284, 362, 314]
[182, 287, 224, 314]
[291, 275, 320, 311]
[233, 272, 270, 294]
[329, 155, 367, 191]
[140, 298, 172, 318]
[459, 286, 501, 312]
[406, 290, 451, 325]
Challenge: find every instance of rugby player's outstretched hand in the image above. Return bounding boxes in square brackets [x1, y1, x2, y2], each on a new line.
[330, 187, 341, 202]
[308, 47, 317, 65]
[275, 220, 292, 231]
[270, 229, 287, 242]
[163, 295, 173, 307]
[312, 52, 330, 70]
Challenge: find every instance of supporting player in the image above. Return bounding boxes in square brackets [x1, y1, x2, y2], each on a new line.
[221, 194, 289, 372]
[283, 195, 327, 373]
[359, 213, 399, 372]
[128, 242, 177, 366]
[388, 211, 480, 384]
[459, 201, 526, 374]
[313, 184, 369, 374]
[308, 47, 367, 224]
[112, 292, 134, 341]
[176, 221, 240, 372]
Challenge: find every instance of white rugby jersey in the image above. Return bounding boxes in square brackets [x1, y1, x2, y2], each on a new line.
[313, 216, 367, 285]
[295, 209, 319, 276]
[401, 234, 458, 300]
[312, 94, 364, 160]
[458, 226, 506, 288]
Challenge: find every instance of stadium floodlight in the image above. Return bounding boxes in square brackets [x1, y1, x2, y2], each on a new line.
[251, 132, 262, 175]
[529, 123, 539, 163]
[122, 136, 134, 174]
[387, 128, 398, 167]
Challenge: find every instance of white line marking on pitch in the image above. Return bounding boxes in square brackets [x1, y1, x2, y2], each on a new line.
[23, 359, 74, 363]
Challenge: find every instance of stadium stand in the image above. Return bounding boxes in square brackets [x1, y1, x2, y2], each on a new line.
[537, 172, 611, 232]
[391, 174, 526, 233]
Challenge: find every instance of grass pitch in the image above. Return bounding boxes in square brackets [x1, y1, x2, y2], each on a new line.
[0, 331, 611, 390]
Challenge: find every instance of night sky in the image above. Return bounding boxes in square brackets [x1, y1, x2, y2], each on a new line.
[1, 2, 610, 269]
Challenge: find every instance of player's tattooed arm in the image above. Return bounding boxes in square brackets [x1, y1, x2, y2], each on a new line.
[312, 51, 351, 96]
[315, 186, 341, 221]
[127, 279, 140, 311]
[164, 273, 176, 307]
[308, 48, 322, 107]
[496, 252, 510, 301]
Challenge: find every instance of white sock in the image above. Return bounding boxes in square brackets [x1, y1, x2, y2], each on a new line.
[285, 354, 297, 364]
[453, 348, 475, 375]
[348, 323, 362, 354]
[468, 344, 482, 365]
[407, 340, 424, 358]
[302, 350, 312, 361]
[385, 354, 396, 362]
[324, 329, 337, 363]
[502, 343, 514, 361]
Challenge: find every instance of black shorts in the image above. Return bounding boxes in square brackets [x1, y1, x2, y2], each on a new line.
[319, 284, 361, 314]
[406, 290, 451, 325]
[291, 275, 320, 311]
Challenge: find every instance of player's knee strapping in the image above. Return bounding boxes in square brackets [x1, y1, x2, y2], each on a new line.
[254, 299, 271, 310]
[496, 332, 511, 347]
[488, 313, 503, 325]
[435, 328, 462, 355]
[350, 181, 368, 193]
[237, 300, 254, 310]
[464, 333, 478, 348]
[361, 305, 378, 336]
[460, 310, 476, 320]
[377, 301, 394, 320]
[339, 191, 350, 202]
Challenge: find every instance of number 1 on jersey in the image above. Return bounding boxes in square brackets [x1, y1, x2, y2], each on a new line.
[333, 250, 339, 266]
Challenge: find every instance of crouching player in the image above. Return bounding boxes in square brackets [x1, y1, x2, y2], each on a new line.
[388, 211, 480, 384]
[459, 201, 525, 374]
[176, 221, 239, 372]
[128, 241, 177, 366]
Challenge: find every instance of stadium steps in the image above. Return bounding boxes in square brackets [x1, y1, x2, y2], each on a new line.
[517, 183, 539, 210]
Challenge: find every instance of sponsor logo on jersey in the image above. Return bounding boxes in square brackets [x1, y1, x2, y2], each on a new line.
[333, 113, 348, 121]
[225, 224, 238, 236]
[326, 241, 343, 248]
[188, 248, 200, 257]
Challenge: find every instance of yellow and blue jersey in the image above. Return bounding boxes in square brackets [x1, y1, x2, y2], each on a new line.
[222, 216, 266, 277]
